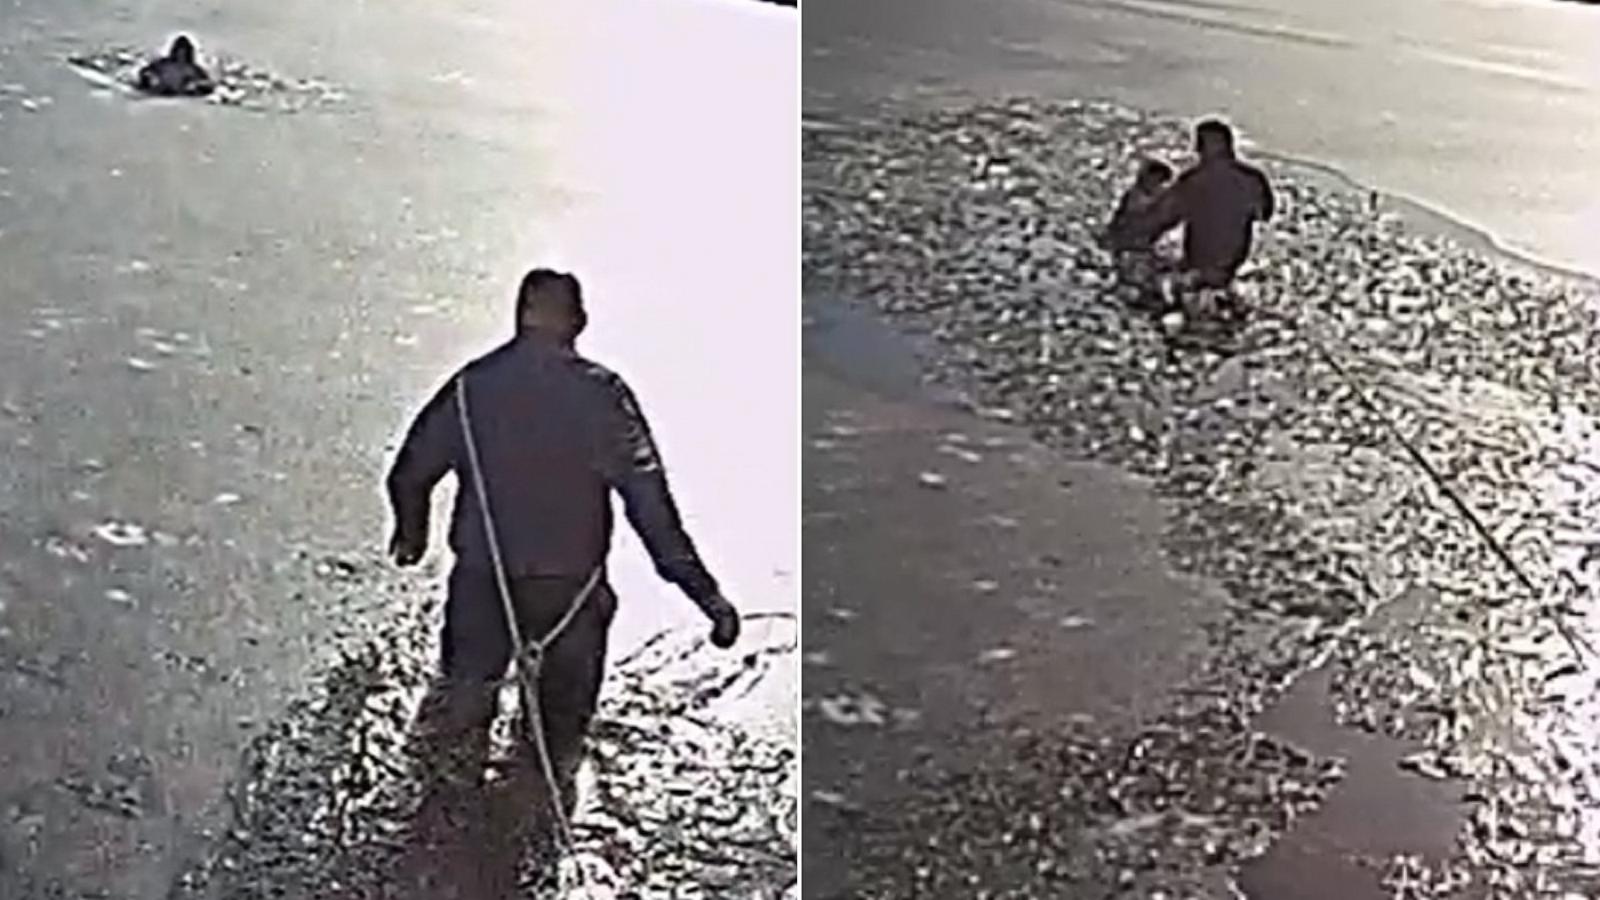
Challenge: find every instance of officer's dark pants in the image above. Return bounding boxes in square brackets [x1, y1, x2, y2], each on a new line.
[429, 568, 616, 800]
[450, 567, 615, 748]
[1192, 265, 1241, 290]
[396, 570, 613, 899]
[1182, 247, 1247, 291]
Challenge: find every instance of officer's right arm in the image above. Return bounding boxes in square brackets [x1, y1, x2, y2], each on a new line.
[1147, 178, 1187, 239]
[386, 380, 459, 551]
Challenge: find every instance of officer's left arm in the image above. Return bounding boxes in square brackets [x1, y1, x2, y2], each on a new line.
[1256, 169, 1277, 222]
[598, 376, 722, 607]
[385, 379, 458, 555]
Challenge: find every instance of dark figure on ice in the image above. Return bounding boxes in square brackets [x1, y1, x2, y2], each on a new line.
[1103, 158, 1174, 252]
[1103, 158, 1176, 308]
[1151, 119, 1275, 290]
[386, 269, 741, 876]
[136, 35, 215, 97]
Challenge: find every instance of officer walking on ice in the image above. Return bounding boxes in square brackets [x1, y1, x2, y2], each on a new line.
[385, 267, 742, 818]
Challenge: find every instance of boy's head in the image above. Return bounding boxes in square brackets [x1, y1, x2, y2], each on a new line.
[1137, 159, 1174, 190]
[169, 35, 196, 65]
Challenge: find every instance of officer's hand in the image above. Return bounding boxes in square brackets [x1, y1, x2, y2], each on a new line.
[388, 529, 425, 567]
[704, 595, 740, 649]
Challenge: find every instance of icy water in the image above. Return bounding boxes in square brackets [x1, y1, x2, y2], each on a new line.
[803, 98, 1600, 897]
[163, 556, 797, 899]
[1, 0, 796, 896]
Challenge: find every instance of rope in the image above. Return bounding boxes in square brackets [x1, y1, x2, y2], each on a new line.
[454, 374, 602, 895]
[1204, 287, 1598, 665]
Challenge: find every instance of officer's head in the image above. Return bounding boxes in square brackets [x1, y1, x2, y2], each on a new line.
[516, 268, 587, 345]
[170, 35, 197, 65]
[1194, 119, 1236, 161]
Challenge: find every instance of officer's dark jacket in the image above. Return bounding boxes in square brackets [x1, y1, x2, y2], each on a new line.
[1153, 155, 1275, 276]
[386, 335, 720, 605]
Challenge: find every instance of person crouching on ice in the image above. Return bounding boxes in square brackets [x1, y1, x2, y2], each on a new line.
[1102, 158, 1175, 307]
[136, 35, 216, 97]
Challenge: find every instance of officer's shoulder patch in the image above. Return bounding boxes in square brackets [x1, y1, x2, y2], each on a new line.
[572, 356, 618, 380]
[570, 357, 630, 394]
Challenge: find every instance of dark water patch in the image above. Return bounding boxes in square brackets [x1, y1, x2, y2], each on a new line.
[1241, 662, 1469, 900]
[65, 46, 347, 114]
[801, 292, 966, 407]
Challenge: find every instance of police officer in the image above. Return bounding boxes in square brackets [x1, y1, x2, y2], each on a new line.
[386, 268, 740, 810]
[1151, 119, 1276, 291]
